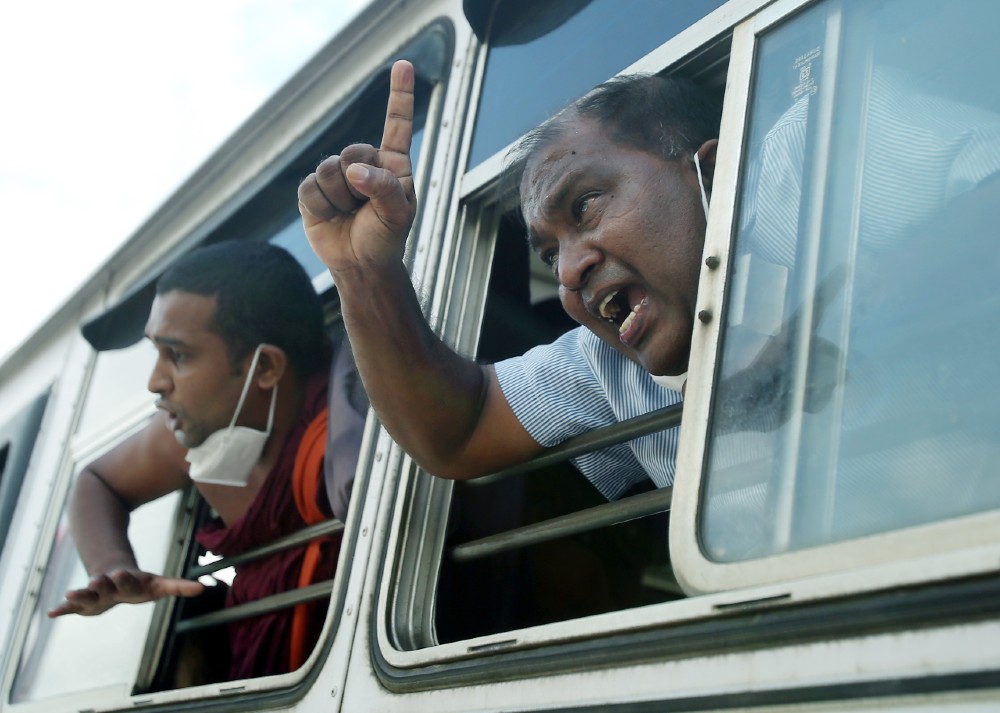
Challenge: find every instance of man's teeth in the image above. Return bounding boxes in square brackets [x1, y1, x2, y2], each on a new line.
[618, 298, 647, 335]
[599, 290, 620, 319]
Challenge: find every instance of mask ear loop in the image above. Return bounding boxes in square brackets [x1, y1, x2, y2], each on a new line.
[694, 152, 710, 219]
[263, 383, 278, 435]
[227, 344, 275, 432]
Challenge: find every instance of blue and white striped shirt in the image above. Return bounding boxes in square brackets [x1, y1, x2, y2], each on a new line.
[494, 327, 681, 500]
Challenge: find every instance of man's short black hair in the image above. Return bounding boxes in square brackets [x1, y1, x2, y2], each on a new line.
[504, 72, 722, 198]
[156, 241, 329, 376]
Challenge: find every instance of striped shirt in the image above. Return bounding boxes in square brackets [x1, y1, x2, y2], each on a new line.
[741, 67, 1000, 267]
[494, 327, 681, 499]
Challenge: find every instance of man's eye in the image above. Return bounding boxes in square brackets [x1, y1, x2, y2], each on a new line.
[170, 350, 187, 364]
[542, 251, 559, 275]
[574, 193, 597, 223]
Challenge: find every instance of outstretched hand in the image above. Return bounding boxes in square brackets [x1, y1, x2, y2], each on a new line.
[47, 568, 204, 618]
[298, 59, 417, 274]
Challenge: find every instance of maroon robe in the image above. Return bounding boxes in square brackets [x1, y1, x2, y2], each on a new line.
[196, 372, 341, 679]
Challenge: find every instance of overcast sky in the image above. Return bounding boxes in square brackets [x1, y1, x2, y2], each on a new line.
[0, 0, 367, 361]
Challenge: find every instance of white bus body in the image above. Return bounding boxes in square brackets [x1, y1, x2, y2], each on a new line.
[1, 0, 998, 711]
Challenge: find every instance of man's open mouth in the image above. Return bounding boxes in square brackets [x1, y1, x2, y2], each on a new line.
[598, 288, 649, 335]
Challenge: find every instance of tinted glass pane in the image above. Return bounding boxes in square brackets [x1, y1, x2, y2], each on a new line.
[701, 0, 1000, 561]
[467, 0, 726, 169]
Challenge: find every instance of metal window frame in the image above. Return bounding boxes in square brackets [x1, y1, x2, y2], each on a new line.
[669, 0, 1000, 596]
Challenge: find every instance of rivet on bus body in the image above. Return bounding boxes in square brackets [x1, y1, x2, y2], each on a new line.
[705, 255, 720, 269]
[362, 526, 369, 537]
[331, 686, 338, 698]
[345, 606, 353, 617]
[375, 452, 383, 462]
[698, 309, 713, 324]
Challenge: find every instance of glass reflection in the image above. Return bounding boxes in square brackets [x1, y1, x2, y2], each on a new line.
[702, 0, 1000, 561]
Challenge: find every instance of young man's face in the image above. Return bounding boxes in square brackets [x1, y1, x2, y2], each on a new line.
[520, 116, 712, 376]
[145, 291, 255, 448]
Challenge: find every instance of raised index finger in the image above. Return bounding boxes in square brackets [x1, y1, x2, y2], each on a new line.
[379, 60, 415, 173]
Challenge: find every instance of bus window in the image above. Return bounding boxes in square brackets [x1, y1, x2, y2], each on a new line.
[0, 391, 49, 552]
[437, 212, 677, 642]
[691, 0, 1000, 574]
[379, 0, 734, 653]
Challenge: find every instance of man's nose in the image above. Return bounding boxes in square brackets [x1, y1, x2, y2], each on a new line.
[557, 240, 602, 292]
[147, 362, 170, 395]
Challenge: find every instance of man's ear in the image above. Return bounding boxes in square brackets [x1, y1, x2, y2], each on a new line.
[695, 138, 719, 192]
[252, 344, 287, 389]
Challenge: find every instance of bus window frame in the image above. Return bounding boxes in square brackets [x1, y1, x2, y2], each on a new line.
[670, 0, 1000, 595]
[374, 0, 753, 675]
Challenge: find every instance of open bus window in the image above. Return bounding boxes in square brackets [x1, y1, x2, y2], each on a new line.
[434, 213, 677, 642]
[694, 0, 1000, 568]
[381, 0, 729, 657]
[382, 203, 683, 650]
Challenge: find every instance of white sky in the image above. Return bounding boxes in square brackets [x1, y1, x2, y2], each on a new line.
[0, 0, 368, 361]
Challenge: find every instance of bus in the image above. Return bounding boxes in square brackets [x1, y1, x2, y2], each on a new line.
[1, 0, 998, 710]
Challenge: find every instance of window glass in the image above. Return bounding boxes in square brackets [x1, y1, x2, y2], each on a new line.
[11, 489, 180, 702]
[216, 70, 432, 284]
[77, 339, 156, 438]
[0, 391, 49, 547]
[701, 0, 1000, 561]
[270, 125, 426, 283]
[467, 0, 726, 169]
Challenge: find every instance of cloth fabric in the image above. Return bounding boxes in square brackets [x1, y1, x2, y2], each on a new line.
[195, 337, 367, 680]
[494, 326, 682, 500]
[196, 370, 336, 679]
[324, 336, 369, 522]
[289, 404, 330, 672]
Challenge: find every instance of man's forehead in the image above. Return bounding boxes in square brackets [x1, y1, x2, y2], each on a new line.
[146, 290, 218, 339]
[519, 117, 615, 218]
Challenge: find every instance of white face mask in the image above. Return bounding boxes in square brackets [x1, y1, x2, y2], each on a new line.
[185, 344, 277, 487]
[650, 372, 687, 391]
[648, 152, 709, 392]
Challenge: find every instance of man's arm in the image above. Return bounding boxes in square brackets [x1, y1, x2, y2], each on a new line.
[48, 411, 203, 617]
[298, 60, 543, 479]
